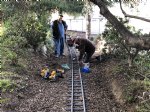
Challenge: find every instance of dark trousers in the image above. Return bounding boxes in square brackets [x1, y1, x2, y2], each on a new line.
[84, 50, 95, 63]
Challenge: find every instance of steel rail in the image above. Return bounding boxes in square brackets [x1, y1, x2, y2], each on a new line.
[66, 44, 86, 112]
[70, 47, 74, 112]
[73, 47, 86, 112]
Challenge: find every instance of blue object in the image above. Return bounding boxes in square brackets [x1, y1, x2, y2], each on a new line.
[44, 72, 50, 79]
[54, 37, 65, 56]
[54, 38, 61, 56]
[81, 67, 90, 73]
[61, 64, 70, 70]
[58, 22, 65, 38]
[60, 38, 65, 55]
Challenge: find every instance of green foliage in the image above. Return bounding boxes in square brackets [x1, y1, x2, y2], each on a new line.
[136, 100, 150, 112]
[102, 18, 127, 58]
[1, 1, 50, 67]
[0, 71, 18, 78]
[135, 51, 150, 78]
[0, 98, 10, 103]
[124, 78, 150, 111]
[0, 79, 16, 92]
[22, 13, 47, 51]
[1, 15, 28, 66]
[27, 0, 84, 16]
[124, 79, 144, 103]
[45, 30, 54, 51]
[0, 25, 3, 36]
[102, 18, 130, 43]
[112, 61, 149, 110]
[102, 17, 143, 59]
[132, 79, 150, 91]
[105, 0, 142, 7]
[1, 0, 85, 52]
[1, 1, 28, 21]
[65, 0, 84, 14]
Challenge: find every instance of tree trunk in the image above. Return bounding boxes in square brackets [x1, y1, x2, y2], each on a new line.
[128, 54, 133, 67]
[86, 13, 91, 39]
[85, 0, 92, 39]
[90, 0, 150, 50]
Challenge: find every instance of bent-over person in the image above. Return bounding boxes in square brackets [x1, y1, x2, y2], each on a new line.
[72, 37, 95, 64]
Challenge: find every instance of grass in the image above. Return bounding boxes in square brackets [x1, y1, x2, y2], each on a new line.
[0, 25, 4, 36]
[131, 78, 150, 91]
[0, 54, 29, 93]
[0, 79, 16, 92]
[0, 71, 18, 77]
[111, 59, 150, 111]
[123, 78, 150, 112]
[0, 98, 10, 103]
[136, 100, 150, 112]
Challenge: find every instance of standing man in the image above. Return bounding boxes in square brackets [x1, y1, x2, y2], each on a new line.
[52, 14, 68, 57]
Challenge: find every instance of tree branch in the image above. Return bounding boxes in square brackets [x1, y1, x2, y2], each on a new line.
[120, 40, 130, 54]
[90, 0, 150, 50]
[119, 0, 150, 22]
[132, 48, 139, 60]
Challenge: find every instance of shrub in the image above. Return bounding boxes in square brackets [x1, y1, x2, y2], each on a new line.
[0, 79, 16, 92]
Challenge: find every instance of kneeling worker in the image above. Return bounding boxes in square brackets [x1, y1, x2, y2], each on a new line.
[72, 37, 95, 66]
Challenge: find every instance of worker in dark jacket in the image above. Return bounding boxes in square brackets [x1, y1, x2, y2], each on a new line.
[72, 37, 95, 63]
[51, 14, 68, 57]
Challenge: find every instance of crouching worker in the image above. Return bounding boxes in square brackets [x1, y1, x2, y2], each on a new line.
[72, 37, 95, 67]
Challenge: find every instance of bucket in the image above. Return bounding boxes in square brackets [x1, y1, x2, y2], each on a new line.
[81, 67, 90, 73]
[83, 63, 90, 68]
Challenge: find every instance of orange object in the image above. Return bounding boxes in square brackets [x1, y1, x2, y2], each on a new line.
[49, 70, 56, 79]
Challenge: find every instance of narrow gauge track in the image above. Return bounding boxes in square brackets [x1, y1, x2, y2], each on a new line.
[66, 44, 86, 112]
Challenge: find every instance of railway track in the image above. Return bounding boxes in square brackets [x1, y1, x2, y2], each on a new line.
[66, 44, 86, 112]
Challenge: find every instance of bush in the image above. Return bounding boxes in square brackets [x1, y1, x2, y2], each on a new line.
[135, 51, 150, 79]
[22, 14, 47, 51]
[136, 100, 150, 112]
[0, 79, 16, 92]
